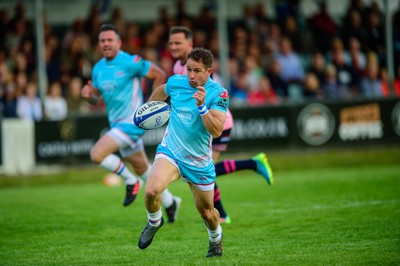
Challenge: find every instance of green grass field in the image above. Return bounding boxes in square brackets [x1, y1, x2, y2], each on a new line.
[0, 147, 399, 265]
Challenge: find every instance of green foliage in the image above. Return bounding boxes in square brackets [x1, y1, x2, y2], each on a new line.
[0, 147, 399, 265]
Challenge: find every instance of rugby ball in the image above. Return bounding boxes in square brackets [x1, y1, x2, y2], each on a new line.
[133, 101, 170, 130]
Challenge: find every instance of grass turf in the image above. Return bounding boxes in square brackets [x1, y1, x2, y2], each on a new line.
[0, 147, 399, 265]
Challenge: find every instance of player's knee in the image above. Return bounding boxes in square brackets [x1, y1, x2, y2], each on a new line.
[89, 148, 103, 164]
[133, 164, 148, 176]
[144, 183, 162, 200]
[198, 208, 214, 221]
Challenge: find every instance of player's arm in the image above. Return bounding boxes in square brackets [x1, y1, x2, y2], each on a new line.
[193, 86, 225, 138]
[144, 63, 167, 90]
[81, 80, 102, 105]
[201, 109, 226, 138]
[148, 84, 168, 101]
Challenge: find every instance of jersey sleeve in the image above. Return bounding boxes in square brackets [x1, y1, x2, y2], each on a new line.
[129, 54, 151, 77]
[210, 88, 229, 113]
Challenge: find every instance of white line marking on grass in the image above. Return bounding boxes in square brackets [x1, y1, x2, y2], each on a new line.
[269, 199, 400, 213]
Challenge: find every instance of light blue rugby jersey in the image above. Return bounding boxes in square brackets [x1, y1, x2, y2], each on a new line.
[162, 75, 229, 168]
[92, 51, 151, 125]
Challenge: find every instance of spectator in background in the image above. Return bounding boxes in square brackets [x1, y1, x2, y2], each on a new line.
[195, 4, 216, 33]
[230, 26, 249, 65]
[265, 22, 282, 54]
[16, 82, 42, 121]
[45, 35, 62, 84]
[379, 67, 391, 98]
[67, 77, 90, 115]
[275, 37, 305, 84]
[14, 71, 28, 97]
[175, 0, 193, 26]
[230, 70, 249, 106]
[5, 15, 28, 52]
[109, 7, 125, 34]
[308, 1, 337, 53]
[344, 37, 366, 72]
[0, 50, 10, 87]
[62, 19, 92, 64]
[344, 0, 368, 27]
[359, 59, 382, 99]
[244, 55, 264, 93]
[260, 41, 275, 72]
[322, 64, 341, 100]
[0, 9, 9, 49]
[124, 23, 142, 55]
[84, 5, 102, 45]
[1, 84, 18, 118]
[393, 2, 400, 72]
[228, 57, 248, 105]
[364, 9, 385, 58]
[254, 2, 273, 26]
[340, 9, 367, 51]
[239, 4, 258, 31]
[12, 52, 27, 77]
[330, 38, 359, 99]
[282, 15, 311, 53]
[308, 51, 326, 85]
[192, 29, 208, 48]
[303, 72, 322, 100]
[19, 38, 35, 77]
[247, 75, 277, 105]
[266, 59, 288, 100]
[43, 81, 68, 121]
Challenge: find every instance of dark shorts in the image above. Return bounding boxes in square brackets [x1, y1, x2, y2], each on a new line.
[212, 128, 231, 152]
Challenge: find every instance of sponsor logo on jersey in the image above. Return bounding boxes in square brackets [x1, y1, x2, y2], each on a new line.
[217, 98, 229, 109]
[219, 91, 229, 99]
[133, 55, 142, 62]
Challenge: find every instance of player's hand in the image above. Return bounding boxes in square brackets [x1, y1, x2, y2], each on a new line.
[81, 80, 93, 99]
[192, 86, 206, 106]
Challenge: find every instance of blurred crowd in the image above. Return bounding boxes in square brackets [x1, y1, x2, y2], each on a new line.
[1, 0, 400, 121]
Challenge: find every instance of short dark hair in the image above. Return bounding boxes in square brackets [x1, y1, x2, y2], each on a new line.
[99, 24, 120, 38]
[187, 47, 213, 69]
[169, 26, 193, 41]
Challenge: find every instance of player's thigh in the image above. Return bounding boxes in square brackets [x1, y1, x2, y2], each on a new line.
[147, 157, 180, 193]
[91, 134, 119, 159]
[124, 149, 150, 175]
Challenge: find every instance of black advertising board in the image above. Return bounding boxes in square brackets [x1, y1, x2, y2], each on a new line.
[35, 116, 109, 163]
[32, 99, 400, 164]
[294, 99, 400, 147]
[228, 105, 293, 151]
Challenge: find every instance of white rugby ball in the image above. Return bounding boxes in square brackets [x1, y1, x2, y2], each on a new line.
[133, 101, 170, 130]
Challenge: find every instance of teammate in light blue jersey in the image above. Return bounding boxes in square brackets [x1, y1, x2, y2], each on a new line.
[91, 51, 148, 125]
[138, 47, 228, 257]
[81, 24, 181, 223]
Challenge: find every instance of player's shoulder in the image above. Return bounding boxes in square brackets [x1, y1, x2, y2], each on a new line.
[93, 58, 106, 73]
[121, 51, 147, 63]
[207, 78, 227, 94]
[115, 51, 134, 62]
